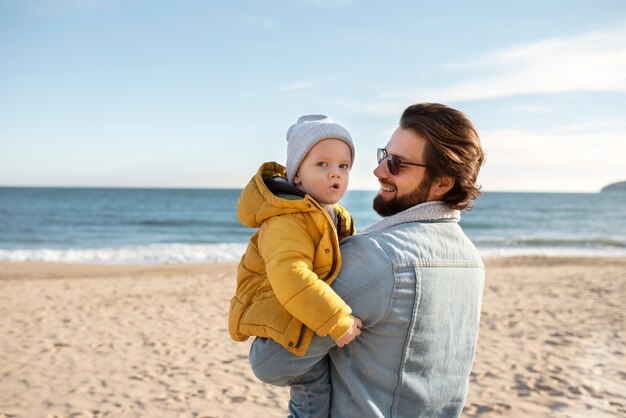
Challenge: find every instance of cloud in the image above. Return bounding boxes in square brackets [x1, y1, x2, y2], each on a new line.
[333, 25, 626, 116]
[421, 26, 626, 102]
[482, 127, 626, 167]
[553, 120, 626, 133]
[479, 126, 626, 191]
[505, 104, 552, 114]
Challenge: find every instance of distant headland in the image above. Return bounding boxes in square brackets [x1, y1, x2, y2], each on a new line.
[601, 181, 626, 192]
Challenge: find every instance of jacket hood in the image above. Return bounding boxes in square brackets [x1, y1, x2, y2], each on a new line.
[238, 162, 322, 228]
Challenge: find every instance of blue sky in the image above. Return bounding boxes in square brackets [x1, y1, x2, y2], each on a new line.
[1, 0, 625, 192]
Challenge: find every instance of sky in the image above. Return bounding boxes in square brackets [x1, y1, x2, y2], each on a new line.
[1, 0, 625, 192]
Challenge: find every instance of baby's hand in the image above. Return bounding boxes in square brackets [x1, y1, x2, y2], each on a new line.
[334, 316, 363, 348]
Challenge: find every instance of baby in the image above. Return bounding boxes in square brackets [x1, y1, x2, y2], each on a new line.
[229, 114, 362, 355]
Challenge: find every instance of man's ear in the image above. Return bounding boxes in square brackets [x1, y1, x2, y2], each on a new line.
[428, 176, 455, 200]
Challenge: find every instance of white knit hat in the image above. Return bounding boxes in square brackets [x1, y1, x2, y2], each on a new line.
[286, 114, 354, 184]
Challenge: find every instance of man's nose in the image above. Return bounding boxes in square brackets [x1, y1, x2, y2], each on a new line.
[373, 159, 387, 178]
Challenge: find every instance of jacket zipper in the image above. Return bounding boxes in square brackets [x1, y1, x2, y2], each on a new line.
[295, 199, 341, 349]
[294, 324, 307, 349]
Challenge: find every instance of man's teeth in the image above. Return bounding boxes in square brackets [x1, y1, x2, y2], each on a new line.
[381, 185, 395, 192]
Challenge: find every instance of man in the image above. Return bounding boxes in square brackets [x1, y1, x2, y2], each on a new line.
[250, 103, 486, 418]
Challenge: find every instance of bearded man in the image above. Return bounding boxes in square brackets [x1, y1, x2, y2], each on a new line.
[250, 103, 486, 418]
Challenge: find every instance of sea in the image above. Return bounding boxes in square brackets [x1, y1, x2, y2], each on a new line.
[1, 187, 626, 264]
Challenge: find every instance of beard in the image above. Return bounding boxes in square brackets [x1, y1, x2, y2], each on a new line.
[373, 176, 433, 217]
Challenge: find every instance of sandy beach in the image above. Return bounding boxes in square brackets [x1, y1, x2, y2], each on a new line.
[1, 257, 625, 418]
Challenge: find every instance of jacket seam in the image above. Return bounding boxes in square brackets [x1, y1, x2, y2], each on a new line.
[397, 260, 484, 269]
[341, 235, 396, 326]
[391, 267, 423, 416]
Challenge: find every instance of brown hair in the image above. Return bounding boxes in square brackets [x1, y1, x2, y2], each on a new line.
[400, 103, 485, 210]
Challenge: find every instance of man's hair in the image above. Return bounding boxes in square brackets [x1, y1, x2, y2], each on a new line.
[400, 103, 485, 210]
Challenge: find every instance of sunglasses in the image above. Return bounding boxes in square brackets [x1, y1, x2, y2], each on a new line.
[377, 148, 429, 175]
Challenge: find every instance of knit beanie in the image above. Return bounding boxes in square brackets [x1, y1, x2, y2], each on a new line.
[286, 114, 355, 185]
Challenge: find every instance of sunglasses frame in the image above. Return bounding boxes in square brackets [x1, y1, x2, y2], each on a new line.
[377, 148, 429, 175]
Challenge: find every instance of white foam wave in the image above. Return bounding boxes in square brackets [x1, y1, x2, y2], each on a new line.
[0, 243, 248, 264]
[2, 243, 625, 264]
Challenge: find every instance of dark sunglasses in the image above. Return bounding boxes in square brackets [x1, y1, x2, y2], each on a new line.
[377, 148, 429, 175]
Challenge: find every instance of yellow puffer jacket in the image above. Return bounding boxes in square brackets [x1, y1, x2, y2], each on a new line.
[229, 162, 356, 356]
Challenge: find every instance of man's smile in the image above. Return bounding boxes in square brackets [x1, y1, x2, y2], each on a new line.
[378, 179, 396, 194]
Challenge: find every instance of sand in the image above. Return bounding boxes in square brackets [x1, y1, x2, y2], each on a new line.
[1, 257, 625, 418]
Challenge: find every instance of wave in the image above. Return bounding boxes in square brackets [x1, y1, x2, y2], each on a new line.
[134, 219, 211, 227]
[0, 243, 248, 264]
[2, 241, 626, 264]
[509, 237, 626, 248]
[131, 219, 242, 227]
[478, 246, 626, 257]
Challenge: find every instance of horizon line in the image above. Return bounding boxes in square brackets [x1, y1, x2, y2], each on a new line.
[0, 184, 614, 194]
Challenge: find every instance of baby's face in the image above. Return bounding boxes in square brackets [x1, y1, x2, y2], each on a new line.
[293, 139, 352, 205]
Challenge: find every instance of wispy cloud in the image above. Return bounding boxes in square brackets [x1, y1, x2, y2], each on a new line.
[479, 126, 626, 191]
[333, 25, 626, 116]
[506, 103, 552, 114]
[553, 119, 626, 133]
[482, 128, 624, 165]
[421, 26, 626, 102]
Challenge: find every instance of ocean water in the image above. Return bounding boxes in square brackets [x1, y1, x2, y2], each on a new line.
[1, 187, 625, 263]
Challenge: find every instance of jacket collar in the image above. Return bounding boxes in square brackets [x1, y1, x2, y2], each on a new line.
[263, 175, 306, 199]
[363, 201, 460, 234]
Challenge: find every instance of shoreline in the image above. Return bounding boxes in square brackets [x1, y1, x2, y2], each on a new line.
[2, 255, 626, 278]
[1, 257, 625, 417]
[2, 244, 626, 265]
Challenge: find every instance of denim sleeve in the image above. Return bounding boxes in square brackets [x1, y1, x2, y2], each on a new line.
[250, 233, 394, 385]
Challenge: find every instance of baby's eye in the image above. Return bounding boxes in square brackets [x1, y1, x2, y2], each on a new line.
[317, 162, 328, 167]
[340, 163, 350, 170]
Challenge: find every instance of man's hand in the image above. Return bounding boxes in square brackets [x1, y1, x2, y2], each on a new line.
[334, 315, 363, 347]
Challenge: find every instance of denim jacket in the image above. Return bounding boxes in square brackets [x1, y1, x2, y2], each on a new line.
[250, 201, 485, 418]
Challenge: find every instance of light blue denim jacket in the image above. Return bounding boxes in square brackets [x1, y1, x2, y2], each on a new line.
[250, 201, 485, 418]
